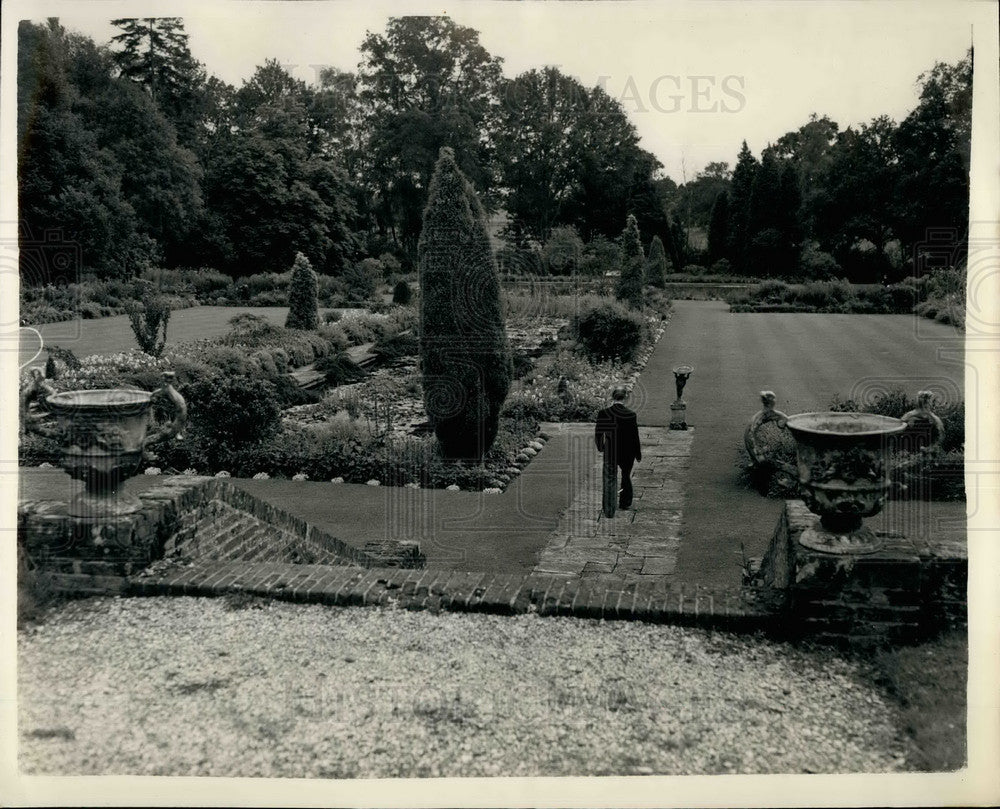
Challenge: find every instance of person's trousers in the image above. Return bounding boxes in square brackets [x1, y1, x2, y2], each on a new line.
[618, 460, 634, 508]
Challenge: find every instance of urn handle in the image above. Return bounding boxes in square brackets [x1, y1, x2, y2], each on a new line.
[147, 371, 188, 444]
[19, 367, 60, 439]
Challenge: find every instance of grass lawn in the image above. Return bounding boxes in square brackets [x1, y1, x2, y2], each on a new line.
[18, 306, 352, 366]
[635, 301, 966, 587]
[862, 631, 968, 770]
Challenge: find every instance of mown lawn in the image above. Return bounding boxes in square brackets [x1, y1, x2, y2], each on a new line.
[18, 305, 353, 366]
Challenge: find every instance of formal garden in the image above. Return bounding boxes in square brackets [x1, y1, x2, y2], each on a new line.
[12, 11, 979, 786]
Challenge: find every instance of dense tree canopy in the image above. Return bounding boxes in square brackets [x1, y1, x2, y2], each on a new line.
[17, 15, 971, 287]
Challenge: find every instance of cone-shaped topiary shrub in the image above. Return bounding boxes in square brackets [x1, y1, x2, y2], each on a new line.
[615, 215, 645, 309]
[418, 147, 511, 460]
[285, 251, 319, 330]
[647, 235, 668, 288]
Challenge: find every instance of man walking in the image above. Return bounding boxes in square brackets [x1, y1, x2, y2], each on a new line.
[595, 386, 642, 517]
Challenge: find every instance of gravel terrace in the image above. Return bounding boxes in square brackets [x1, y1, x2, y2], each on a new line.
[19, 596, 911, 778]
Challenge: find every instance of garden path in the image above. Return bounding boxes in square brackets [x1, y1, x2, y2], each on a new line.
[532, 425, 690, 586]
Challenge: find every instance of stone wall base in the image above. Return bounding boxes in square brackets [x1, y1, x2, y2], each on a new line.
[753, 500, 966, 646]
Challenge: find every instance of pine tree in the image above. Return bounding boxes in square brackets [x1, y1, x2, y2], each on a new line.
[707, 191, 730, 266]
[419, 147, 511, 460]
[646, 235, 668, 287]
[728, 140, 759, 273]
[285, 252, 319, 329]
[110, 17, 205, 145]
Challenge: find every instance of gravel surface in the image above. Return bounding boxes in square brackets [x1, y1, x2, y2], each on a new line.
[18, 597, 911, 777]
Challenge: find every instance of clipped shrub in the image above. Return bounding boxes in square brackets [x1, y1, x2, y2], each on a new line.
[646, 236, 668, 288]
[419, 147, 512, 460]
[710, 258, 733, 275]
[392, 280, 413, 305]
[573, 301, 646, 363]
[682, 264, 706, 276]
[285, 252, 319, 330]
[616, 255, 645, 309]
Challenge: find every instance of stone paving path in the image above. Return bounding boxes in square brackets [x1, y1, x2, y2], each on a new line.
[532, 424, 693, 586]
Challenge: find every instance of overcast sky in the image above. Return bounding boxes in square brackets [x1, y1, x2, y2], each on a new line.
[13, 1, 981, 182]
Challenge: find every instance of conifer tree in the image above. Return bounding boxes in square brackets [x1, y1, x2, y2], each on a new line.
[110, 17, 205, 145]
[707, 191, 730, 266]
[646, 235, 668, 287]
[419, 147, 511, 460]
[728, 140, 759, 272]
[285, 252, 319, 329]
[615, 215, 645, 308]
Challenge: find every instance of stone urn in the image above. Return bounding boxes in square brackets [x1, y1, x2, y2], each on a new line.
[22, 371, 187, 518]
[784, 411, 907, 554]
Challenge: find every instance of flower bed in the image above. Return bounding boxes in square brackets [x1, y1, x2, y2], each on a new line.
[20, 294, 671, 492]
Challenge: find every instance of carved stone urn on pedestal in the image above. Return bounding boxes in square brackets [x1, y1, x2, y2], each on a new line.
[784, 411, 907, 554]
[22, 371, 187, 518]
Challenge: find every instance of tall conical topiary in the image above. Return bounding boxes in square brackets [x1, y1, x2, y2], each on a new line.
[419, 147, 511, 460]
[615, 214, 644, 309]
[646, 235, 668, 288]
[285, 251, 319, 329]
[620, 213, 644, 263]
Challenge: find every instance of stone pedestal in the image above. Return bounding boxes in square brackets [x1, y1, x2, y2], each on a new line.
[669, 401, 687, 430]
[753, 500, 966, 645]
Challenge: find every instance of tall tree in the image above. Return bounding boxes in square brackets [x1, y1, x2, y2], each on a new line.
[357, 17, 504, 258]
[727, 140, 758, 272]
[812, 116, 899, 279]
[494, 67, 589, 243]
[18, 20, 165, 279]
[110, 17, 206, 146]
[199, 60, 355, 275]
[707, 191, 730, 266]
[419, 147, 511, 460]
[893, 49, 972, 270]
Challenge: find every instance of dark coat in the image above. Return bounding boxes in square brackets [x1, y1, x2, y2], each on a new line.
[595, 402, 642, 465]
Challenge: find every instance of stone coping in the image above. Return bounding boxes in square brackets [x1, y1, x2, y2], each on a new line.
[127, 560, 776, 632]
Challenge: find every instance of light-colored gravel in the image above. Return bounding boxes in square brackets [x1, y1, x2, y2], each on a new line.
[18, 596, 911, 777]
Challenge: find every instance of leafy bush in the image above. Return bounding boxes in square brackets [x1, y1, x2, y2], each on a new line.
[710, 258, 733, 275]
[171, 374, 283, 467]
[800, 243, 841, 279]
[126, 287, 171, 357]
[573, 301, 646, 363]
[373, 331, 419, 362]
[315, 352, 367, 386]
[343, 259, 382, 303]
[392, 280, 413, 305]
[285, 252, 319, 330]
[580, 235, 621, 278]
[542, 226, 584, 276]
